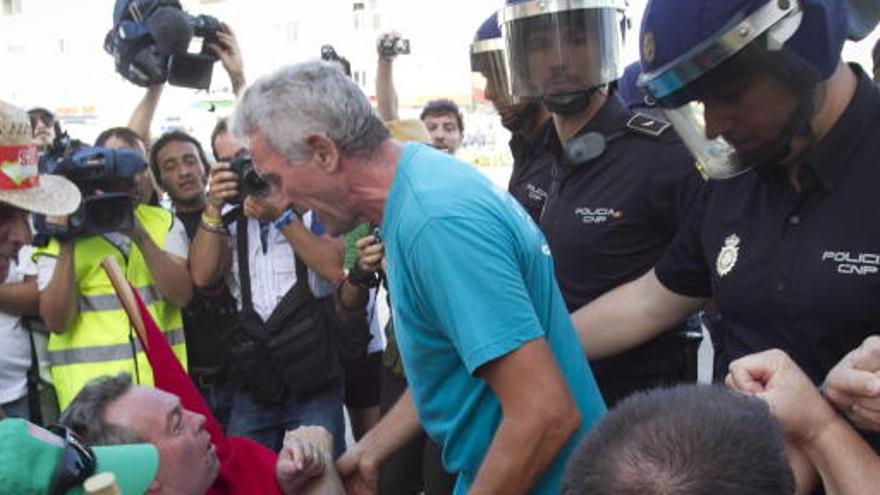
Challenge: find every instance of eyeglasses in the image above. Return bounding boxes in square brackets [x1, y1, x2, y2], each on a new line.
[47, 424, 97, 495]
[28, 112, 55, 129]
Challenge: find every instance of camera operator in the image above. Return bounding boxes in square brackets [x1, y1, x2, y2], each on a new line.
[126, 22, 247, 151]
[26, 107, 61, 164]
[190, 125, 347, 455]
[374, 31, 463, 155]
[95, 127, 162, 206]
[33, 136, 193, 411]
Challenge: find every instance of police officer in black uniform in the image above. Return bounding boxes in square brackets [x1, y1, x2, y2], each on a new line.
[470, 11, 554, 223]
[500, 0, 705, 406]
[572, 0, 880, 454]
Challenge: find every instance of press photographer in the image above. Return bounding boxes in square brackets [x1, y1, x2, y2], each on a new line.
[33, 132, 192, 411]
[189, 123, 347, 454]
[104, 0, 229, 90]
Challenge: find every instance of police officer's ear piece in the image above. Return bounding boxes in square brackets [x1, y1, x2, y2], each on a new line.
[562, 132, 606, 168]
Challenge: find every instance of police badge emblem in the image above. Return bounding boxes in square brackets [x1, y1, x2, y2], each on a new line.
[716, 234, 740, 277]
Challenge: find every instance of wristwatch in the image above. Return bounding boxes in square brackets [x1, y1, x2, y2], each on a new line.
[273, 209, 299, 230]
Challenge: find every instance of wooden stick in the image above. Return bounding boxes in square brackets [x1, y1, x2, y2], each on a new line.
[100, 256, 149, 351]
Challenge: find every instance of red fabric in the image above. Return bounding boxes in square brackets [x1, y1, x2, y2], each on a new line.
[129, 284, 282, 495]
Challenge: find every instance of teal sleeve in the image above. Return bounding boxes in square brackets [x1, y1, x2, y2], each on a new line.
[408, 217, 544, 374]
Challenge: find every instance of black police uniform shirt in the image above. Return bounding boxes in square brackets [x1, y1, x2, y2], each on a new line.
[655, 66, 880, 385]
[539, 94, 704, 403]
[507, 121, 555, 223]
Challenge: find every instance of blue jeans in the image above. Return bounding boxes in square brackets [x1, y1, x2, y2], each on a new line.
[195, 380, 234, 433]
[227, 381, 345, 457]
[2, 394, 30, 420]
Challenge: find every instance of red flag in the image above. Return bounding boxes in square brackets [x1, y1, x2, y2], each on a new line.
[126, 282, 282, 495]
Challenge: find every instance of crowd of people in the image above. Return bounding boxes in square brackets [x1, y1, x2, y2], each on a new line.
[2, 0, 880, 493]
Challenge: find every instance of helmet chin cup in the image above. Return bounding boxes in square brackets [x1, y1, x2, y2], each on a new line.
[542, 91, 591, 117]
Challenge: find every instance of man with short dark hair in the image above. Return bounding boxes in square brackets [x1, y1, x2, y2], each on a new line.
[574, 0, 880, 402]
[35, 123, 193, 409]
[419, 99, 464, 154]
[149, 129, 239, 429]
[61, 373, 344, 495]
[470, 11, 553, 223]
[374, 31, 464, 155]
[563, 385, 796, 495]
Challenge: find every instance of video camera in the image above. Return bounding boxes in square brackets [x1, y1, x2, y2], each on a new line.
[225, 148, 270, 205]
[167, 13, 223, 90]
[379, 37, 410, 57]
[105, 0, 225, 90]
[34, 139, 146, 245]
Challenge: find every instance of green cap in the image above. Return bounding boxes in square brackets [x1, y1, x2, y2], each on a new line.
[0, 418, 159, 494]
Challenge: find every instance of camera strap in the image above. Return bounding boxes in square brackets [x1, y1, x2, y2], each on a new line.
[235, 212, 310, 320]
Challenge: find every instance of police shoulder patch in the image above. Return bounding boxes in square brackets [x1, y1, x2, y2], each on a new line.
[626, 112, 671, 138]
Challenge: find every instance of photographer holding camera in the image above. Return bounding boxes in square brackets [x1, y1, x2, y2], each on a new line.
[189, 123, 347, 455]
[375, 32, 463, 155]
[33, 139, 192, 411]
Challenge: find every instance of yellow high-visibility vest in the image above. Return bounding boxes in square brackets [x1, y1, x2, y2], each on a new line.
[34, 204, 188, 410]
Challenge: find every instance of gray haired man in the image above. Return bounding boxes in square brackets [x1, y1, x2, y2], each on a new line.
[231, 61, 606, 494]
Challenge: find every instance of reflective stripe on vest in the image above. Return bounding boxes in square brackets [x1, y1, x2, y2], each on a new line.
[47, 327, 186, 366]
[34, 205, 188, 410]
[78, 285, 162, 313]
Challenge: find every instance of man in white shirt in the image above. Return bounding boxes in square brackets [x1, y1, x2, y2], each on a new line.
[190, 128, 347, 456]
[0, 247, 45, 420]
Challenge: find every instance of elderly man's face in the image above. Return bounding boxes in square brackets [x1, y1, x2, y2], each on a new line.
[248, 132, 358, 236]
[103, 386, 219, 494]
[0, 205, 31, 282]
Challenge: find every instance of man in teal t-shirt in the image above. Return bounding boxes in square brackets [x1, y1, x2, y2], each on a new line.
[233, 61, 606, 494]
[379, 143, 606, 493]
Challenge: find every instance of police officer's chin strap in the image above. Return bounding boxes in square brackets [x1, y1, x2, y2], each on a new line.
[541, 85, 605, 116]
[747, 80, 818, 178]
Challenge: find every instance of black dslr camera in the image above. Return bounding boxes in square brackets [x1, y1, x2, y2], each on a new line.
[167, 13, 224, 90]
[226, 149, 270, 205]
[34, 139, 146, 245]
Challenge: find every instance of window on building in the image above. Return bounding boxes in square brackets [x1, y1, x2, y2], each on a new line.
[286, 21, 298, 43]
[372, 13, 381, 30]
[353, 2, 364, 11]
[2, 0, 22, 16]
[353, 10, 365, 31]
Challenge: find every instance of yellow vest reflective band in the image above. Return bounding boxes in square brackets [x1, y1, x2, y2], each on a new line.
[34, 205, 188, 410]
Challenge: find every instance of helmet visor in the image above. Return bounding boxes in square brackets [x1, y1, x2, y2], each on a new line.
[501, 0, 627, 98]
[470, 38, 516, 108]
[639, 0, 825, 180]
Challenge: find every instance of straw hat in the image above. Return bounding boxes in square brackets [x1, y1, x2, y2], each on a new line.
[0, 100, 80, 216]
